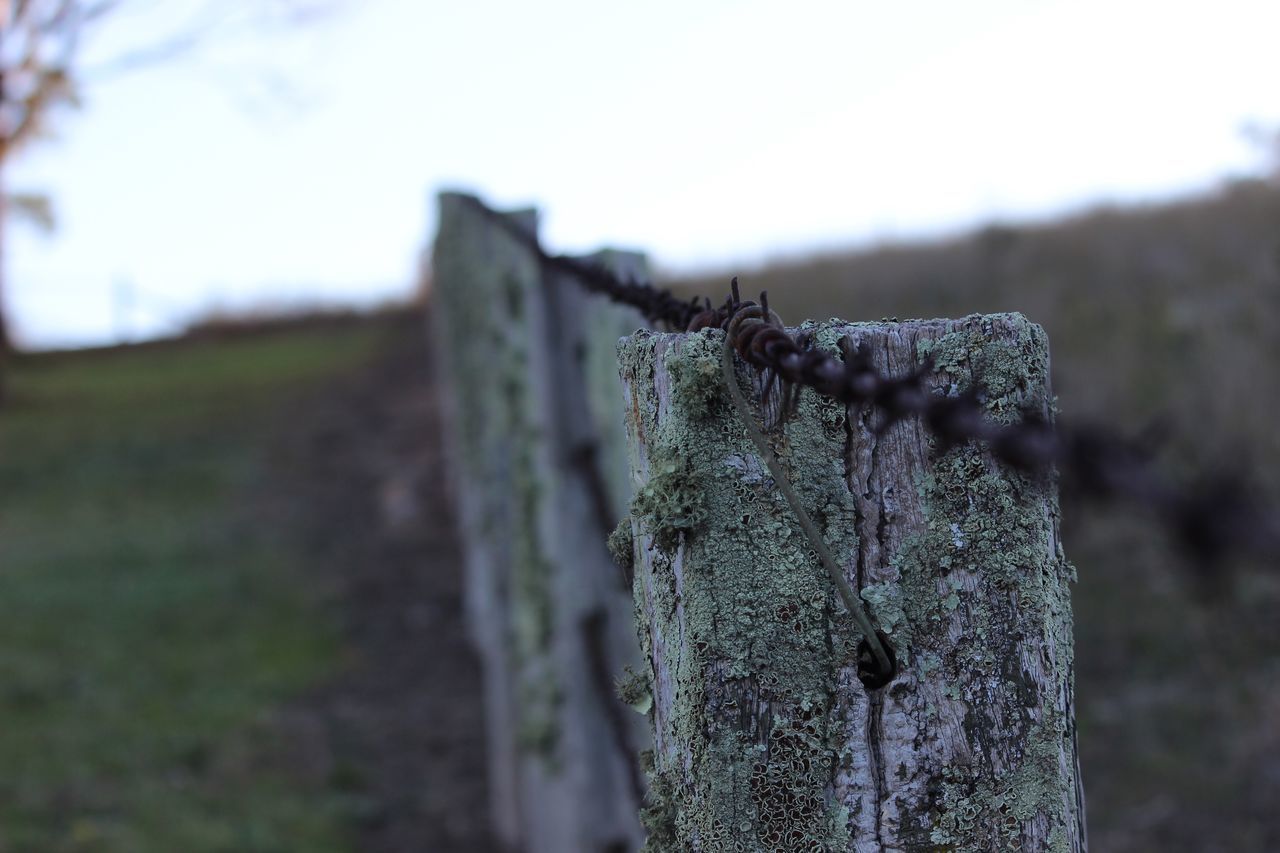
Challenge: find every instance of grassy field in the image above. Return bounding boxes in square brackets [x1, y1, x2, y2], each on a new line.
[0, 320, 399, 852]
[664, 178, 1280, 851]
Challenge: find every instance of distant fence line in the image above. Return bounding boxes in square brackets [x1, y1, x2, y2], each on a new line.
[431, 194, 648, 852]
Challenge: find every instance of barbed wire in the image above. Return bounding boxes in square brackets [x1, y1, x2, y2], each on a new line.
[458, 195, 702, 329]
[461, 194, 1280, 571]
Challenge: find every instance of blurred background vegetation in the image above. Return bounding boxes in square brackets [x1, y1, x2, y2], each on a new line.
[0, 318, 395, 851]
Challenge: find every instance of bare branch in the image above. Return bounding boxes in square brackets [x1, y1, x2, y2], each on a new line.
[6, 190, 55, 231]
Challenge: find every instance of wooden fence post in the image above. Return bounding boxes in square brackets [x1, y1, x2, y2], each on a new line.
[617, 315, 1086, 852]
[431, 191, 649, 852]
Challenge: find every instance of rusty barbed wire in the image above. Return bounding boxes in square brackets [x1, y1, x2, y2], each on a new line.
[709, 282, 1280, 571]
[462, 194, 1280, 570]
[459, 194, 701, 330]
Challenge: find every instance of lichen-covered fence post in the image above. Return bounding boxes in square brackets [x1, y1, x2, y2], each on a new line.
[617, 315, 1086, 851]
[431, 191, 649, 852]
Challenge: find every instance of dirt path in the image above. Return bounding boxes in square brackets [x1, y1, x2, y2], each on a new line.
[264, 313, 498, 853]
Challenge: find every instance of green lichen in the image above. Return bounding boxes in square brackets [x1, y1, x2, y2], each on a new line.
[917, 312, 1052, 422]
[616, 665, 653, 715]
[505, 295, 562, 762]
[859, 582, 907, 636]
[630, 447, 709, 555]
[434, 202, 563, 766]
[620, 333, 716, 556]
[927, 720, 1075, 850]
[607, 517, 635, 578]
[622, 315, 1081, 851]
[893, 315, 1080, 850]
[623, 328, 860, 853]
[669, 346, 724, 420]
[432, 196, 541, 485]
[640, 755, 682, 852]
[1047, 824, 1073, 853]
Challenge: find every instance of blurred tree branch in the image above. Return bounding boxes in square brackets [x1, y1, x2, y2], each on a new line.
[0, 0, 335, 403]
[0, 0, 108, 396]
[7, 190, 54, 231]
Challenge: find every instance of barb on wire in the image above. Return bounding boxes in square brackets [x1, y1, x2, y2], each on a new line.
[709, 279, 1280, 571]
[461, 193, 1280, 572]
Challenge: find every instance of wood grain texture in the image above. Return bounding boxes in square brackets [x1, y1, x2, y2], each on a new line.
[619, 316, 1085, 852]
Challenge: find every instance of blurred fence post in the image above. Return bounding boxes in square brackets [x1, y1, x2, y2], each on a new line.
[617, 314, 1086, 851]
[430, 191, 648, 852]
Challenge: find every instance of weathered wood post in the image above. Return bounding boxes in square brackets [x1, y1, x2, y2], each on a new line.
[617, 315, 1085, 851]
[431, 191, 649, 852]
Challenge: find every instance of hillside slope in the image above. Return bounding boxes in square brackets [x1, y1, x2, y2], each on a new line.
[0, 312, 495, 853]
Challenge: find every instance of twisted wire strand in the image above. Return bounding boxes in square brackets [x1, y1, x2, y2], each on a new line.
[719, 319, 893, 680]
[709, 281, 1280, 570]
[459, 193, 1280, 570]
[458, 194, 701, 330]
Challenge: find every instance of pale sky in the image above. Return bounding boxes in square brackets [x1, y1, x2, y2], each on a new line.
[8, 0, 1280, 348]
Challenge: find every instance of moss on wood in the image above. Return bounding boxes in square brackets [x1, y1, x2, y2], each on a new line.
[621, 315, 1083, 852]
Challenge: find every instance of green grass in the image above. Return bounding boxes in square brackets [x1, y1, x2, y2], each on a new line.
[0, 320, 397, 852]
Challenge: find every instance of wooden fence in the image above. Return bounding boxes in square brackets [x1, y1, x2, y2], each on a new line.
[430, 191, 1085, 852]
[431, 193, 648, 852]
